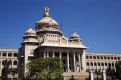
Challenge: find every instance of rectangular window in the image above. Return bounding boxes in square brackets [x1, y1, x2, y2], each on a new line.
[2, 53, 7, 57]
[8, 53, 12, 57]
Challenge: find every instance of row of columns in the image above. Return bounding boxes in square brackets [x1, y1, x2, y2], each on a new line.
[0, 52, 17, 58]
[43, 51, 83, 72]
[88, 62, 116, 72]
[90, 69, 106, 80]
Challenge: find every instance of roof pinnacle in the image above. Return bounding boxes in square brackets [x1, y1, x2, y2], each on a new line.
[43, 6, 50, 17]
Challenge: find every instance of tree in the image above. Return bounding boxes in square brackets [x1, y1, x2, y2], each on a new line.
[2, 59, 12, 80]
[115, 61, 121, 80]
[26, 57, 64, 80]
[106, 66, 116, 79]
[95, 69, 100, 80]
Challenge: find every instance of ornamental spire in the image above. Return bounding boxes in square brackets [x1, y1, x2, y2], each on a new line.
[43, 6, 50, 17]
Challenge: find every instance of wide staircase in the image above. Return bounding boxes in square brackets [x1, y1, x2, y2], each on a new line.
[63, 72, 87, 80]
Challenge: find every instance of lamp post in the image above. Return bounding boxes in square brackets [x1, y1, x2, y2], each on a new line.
[20, 55, 24, 80]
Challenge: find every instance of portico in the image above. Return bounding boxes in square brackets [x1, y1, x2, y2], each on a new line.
[34, 46, 85, 73]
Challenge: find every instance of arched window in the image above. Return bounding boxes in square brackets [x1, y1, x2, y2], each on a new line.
[101, 62, 104, 66]
[105, 62, 107, 66]
[94, 62, 97, 66]
[90, 62, 93, 66]
[108, 63, 111, 67]
[98, 62, 100, 66]
[86, 62, 89, 66]
[13, 60, 17, 65]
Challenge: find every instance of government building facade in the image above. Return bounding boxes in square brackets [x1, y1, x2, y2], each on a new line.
[0, 7, 121, 80]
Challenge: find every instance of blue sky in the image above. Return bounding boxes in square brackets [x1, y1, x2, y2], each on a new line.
[0, 0, 121, 53]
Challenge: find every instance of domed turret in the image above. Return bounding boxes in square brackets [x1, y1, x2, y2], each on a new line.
[70, 32, 80, 39]
[25, 27, 36, 35]
[37, 7, 58, 30]
[23, 27, 38, 43]
[70, 32, 81, 42]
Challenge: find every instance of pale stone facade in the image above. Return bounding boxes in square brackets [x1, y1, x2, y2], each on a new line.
[85, 53, 121, 72]
[0, 49, 18, 80]
[0, 7, 121, 80]
[17, 7, 87, 80]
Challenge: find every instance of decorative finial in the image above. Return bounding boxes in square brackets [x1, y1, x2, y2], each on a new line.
[43, 6, 49, 17]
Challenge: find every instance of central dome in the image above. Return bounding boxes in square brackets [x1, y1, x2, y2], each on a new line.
[37, 17, 58, 26]
[37, 7, 58, 29]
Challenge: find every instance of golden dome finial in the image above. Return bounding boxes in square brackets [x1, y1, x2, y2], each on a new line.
[43, 6, 49, 17]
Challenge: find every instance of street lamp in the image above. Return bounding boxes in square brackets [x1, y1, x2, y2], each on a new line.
[20, 55, 24, 79]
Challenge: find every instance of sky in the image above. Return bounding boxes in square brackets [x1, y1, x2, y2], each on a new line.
[0, 0, 121, 53]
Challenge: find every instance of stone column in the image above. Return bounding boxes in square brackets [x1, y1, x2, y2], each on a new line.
[53, 52, 55, 58]
[47, 52, 49, 58]
[81, 50, 86, 72]
[73, 52, 76, 72]
[102, 69, 106, 80]
[67, 52, 70, 72]
[111, 63, 112, 69]
[90, 69, 94, 80]
[96, 64, 98, 72]
[114, 63, 116, 72]
[44, 51, 46, 58]
[59, 52, 62, 66]
[78, 53, 81, 72]
[7, 52, 8, 58]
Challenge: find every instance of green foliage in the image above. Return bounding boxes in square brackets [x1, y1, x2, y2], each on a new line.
[115, 61, 121, 79]
[26, 57, 64, 80]
[2, 59, 12, 80]
[105, 61, 121, 80]
[106, 66, 115, 79]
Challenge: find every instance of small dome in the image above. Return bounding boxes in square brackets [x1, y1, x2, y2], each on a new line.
[23, 27, 38, 43]
[70, 32, 80, 39]
[37, 17, 58, 26]
[25, 27, 36, 34]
